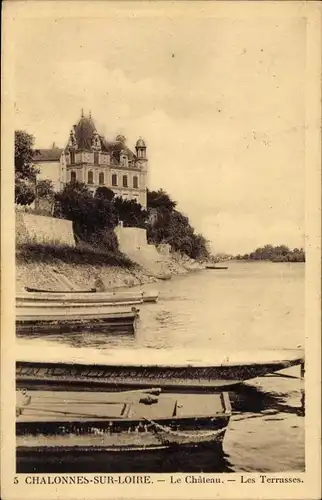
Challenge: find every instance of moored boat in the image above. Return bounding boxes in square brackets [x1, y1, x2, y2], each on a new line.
[206, 265, 228, 270]
[16, 307, 140, 334]
[16, 388, 231, 472]
[25, 286, 96, 293]
[16, 344, 304, 392]
[18, 290, 159, 305]
[142, 291, 159, 303]
[17, 291, 144, 307]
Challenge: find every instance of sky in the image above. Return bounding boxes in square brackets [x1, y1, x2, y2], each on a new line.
[12, 3, 306, 254]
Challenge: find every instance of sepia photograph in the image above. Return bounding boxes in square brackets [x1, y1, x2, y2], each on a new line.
[1, 1, 321, 498]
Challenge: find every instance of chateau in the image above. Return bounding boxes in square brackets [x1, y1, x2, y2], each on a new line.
[34, 111, 148, 208]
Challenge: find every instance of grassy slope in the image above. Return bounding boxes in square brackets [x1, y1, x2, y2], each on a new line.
[16, 241, 135, 268]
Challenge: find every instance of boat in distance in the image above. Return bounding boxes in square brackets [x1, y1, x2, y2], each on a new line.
[16, 388, 231, 473]
[205, 265, 228, 270]
[16, 344, 304, 392]
[16, 307, 140, 334]
[19, 289, 159, 304]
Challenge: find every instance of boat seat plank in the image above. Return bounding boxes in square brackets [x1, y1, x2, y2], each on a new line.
[174, 394, 224, 417]
[126, 398, 176, 420]
[17, 403, 127, 421]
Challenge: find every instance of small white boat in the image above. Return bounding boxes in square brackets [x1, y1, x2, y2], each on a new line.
[17, 291, 144, 307]
[18, 290, 159, 306]
[16, 344, 304, 392]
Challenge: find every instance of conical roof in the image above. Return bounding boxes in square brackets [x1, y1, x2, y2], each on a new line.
[73, 115, 96, 151]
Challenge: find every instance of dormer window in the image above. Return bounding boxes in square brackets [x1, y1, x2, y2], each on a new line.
[120, 150, 128, 167]
[70, 151, 75, 164]
[92, 131, 101, 151]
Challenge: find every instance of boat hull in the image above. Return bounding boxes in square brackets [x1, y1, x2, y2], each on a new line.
[142, 292, 159, 303]
[16, 390, 231, 473]
[206, 266, 228, 270]
[24, 288, 159, 301]
[17, 291, 144, 306]
[16, 310, 139, 334]
[25, 287, 97, 293]
[16, 439, 228, 473]
[16, 349, 304, 391]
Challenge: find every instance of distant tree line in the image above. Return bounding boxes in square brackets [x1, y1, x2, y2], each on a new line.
[235, 244, 305, 262]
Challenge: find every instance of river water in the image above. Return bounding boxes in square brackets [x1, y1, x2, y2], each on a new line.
[18, 261, 305, 473]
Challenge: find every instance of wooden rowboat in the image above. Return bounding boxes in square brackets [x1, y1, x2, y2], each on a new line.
[16, 344, 304, 392]
[16, 308, 140, 334]
[19, 290, 159, 305]
[25, 286, 96, 293]
[16, 388, 231, 472]
[17, 291, 144, 306]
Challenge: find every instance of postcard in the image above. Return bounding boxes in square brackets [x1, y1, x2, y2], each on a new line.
[1, 1, 321, 499]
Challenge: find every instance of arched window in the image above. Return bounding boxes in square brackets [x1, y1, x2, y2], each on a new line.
[112, 174, 118, 186]
[133, 176, 138, 189]
[88, 171, 93, 184]
[122, 175, 128, 188]
[99, 172, 104, 185]
[70, 170, 76, 183]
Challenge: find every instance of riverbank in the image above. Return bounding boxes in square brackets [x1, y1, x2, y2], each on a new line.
[16, 243, 205, 292]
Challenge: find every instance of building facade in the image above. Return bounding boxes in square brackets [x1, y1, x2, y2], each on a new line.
[34, 111, 148, 208]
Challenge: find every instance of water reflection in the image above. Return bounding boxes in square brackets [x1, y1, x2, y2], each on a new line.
[16, 329, 137, 349]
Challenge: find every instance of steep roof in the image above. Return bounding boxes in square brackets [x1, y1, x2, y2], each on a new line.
[64, 113, 142, 164]
[34, 148, 63, 162]
[100, 137, 136, 162]
[73, 116, 96, 151]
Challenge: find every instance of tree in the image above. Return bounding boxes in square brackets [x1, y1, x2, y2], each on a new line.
[15, 130, 39, 181]
[95, 186, 115, 201]
[147, 189, 210, 261]
[15, 180, 36, 205]
[55, 181, 117, 239]
[239, 244, 305, 262]
[14, 130, 39, 205]
[147, 189, 177, 212]
[36, 179, 55, 199]
[114, 197, 147, 228]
